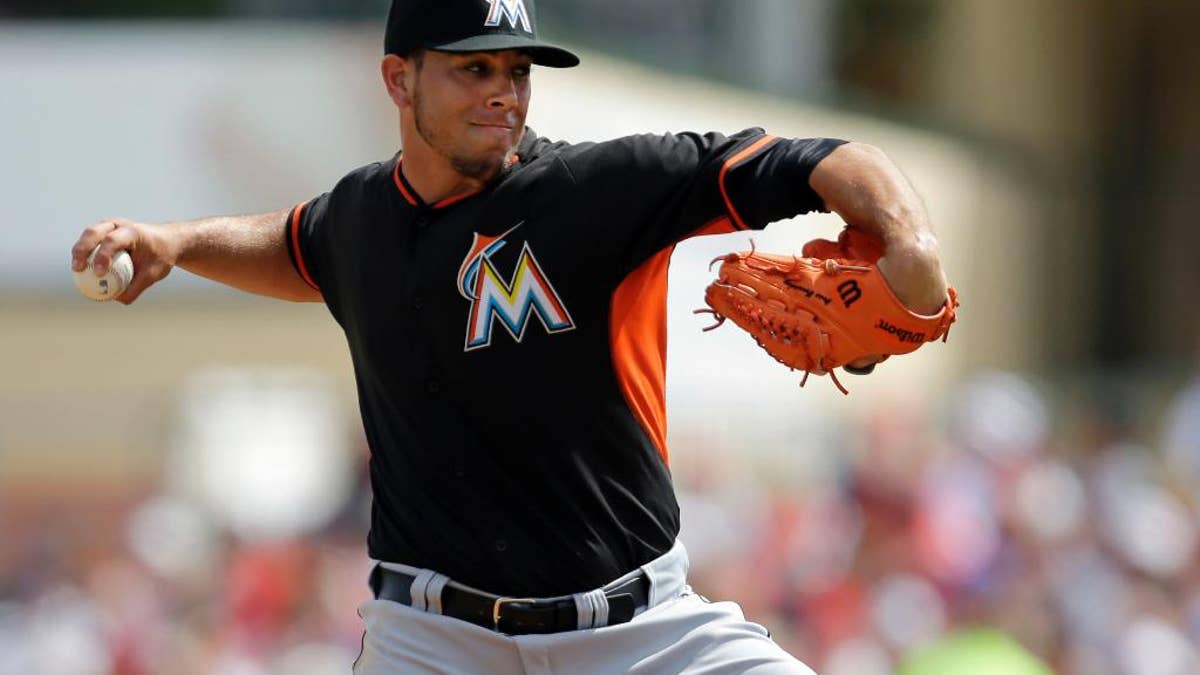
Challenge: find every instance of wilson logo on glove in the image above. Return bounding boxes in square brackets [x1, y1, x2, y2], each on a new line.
[837, 280, 862, 308]
[876, 320, 926, 344]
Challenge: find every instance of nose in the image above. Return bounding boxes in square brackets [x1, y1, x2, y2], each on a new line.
[486, 74, 519, 110]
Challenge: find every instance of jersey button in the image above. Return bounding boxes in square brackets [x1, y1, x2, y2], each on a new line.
[411, 296, 423, 311]
[494, 539, 508, 552]
[426, 379, 440, 394]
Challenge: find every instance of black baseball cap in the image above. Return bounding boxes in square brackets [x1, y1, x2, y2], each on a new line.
[385, 0, 580, 69]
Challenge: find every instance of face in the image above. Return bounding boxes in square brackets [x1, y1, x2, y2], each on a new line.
[403, 49, 533, 181]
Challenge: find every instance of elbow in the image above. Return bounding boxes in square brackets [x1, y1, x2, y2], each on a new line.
[880, 242, 950, 315]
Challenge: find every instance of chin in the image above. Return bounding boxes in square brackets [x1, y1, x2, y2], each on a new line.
[450, 152, 508, 182]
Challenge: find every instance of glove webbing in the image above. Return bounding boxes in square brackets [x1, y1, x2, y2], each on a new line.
[697, 256, 875, 395]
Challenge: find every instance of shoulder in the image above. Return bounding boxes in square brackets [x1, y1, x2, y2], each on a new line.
[315, 156, 401, 217]
[301, 157, 399, 233]
[551, 128, 769, 170]
[503, 128, 772, 195]
[330, 156, 398, 196]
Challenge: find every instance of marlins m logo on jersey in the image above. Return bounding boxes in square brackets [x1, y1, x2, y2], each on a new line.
[457, 223, 575, 351]
[483, 0, 532, 33]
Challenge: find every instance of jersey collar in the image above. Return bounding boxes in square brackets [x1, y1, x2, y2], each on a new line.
[392, 130, 539, 210]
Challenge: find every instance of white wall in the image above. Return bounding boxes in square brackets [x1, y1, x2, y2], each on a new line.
[0, 22, 1034, 467]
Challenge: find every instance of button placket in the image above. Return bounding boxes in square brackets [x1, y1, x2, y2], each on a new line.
[406, 209, 432, 314]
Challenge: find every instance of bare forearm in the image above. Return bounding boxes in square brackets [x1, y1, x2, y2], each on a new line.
[71, 208, 320, 305]
[174, 209, 319, 302]
[809, 142, 949, 314]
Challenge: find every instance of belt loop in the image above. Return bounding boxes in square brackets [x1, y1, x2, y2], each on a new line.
[571, 589, 610, 629]
[409, 570, 436, 612]
[424, 573, 450, 615]
[639, 540, 689, 609]
[571, 591, 592, 629]
[592, 590, 610, 628]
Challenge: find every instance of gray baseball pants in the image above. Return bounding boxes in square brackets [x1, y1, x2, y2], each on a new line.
[352, 541, 817, 674]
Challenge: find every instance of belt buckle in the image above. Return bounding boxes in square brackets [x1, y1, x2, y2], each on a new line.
[492, 596, 536, 631]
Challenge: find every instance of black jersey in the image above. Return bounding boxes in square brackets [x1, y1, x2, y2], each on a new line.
[288, 129, 844, 596]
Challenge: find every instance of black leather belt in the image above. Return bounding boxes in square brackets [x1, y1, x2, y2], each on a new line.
[370, 566, 649, 635]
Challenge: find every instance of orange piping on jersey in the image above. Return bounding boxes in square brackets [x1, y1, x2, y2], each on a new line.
[392, 159, 419, 206]
[718, 135, 780, 231]
[609, 216, 738, 465]
[433, 190, 481, 210]
[290, 201, 320, 291]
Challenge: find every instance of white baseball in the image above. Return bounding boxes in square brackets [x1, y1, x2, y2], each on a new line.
[73, 246, 134, 301]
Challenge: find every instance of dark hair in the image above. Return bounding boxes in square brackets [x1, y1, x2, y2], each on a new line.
[406, 47, 426, 71]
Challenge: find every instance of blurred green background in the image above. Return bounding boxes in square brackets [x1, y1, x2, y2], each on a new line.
[2, 1, 1198, 674]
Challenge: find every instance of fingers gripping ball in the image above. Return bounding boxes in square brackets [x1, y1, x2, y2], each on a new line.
[696, 231, 958, 395]
[73, 246, 134, 301]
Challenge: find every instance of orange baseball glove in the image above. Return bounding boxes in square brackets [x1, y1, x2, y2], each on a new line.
[697, 227, 959, 394]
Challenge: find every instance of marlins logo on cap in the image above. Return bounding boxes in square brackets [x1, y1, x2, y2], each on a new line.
[484, 0, 532, 33]
[384, 0, 579, 68]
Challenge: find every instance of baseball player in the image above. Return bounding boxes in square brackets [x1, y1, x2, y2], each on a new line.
[70, 0, 951, 672]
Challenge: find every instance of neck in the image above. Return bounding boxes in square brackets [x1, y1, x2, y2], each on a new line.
[398, 113, 517, 205]
[397, 137, 490, 205]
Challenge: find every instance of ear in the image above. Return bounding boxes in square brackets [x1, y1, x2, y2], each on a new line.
[381, 55, 415, 109]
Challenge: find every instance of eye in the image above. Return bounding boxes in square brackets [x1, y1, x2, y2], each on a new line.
[464, 62, 489, 75]
[513, 64, 532, 78]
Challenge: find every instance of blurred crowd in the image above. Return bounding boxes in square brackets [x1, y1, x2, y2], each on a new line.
[0, 481, 373, 674]
[2, 369, 1200, 675]
[679, 370, 1200, 675]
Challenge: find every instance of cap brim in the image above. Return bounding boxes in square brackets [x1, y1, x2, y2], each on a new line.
[429, 34, 580, 68]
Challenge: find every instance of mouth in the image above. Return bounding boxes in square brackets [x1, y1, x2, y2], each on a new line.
[470, 123, 515, 133]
